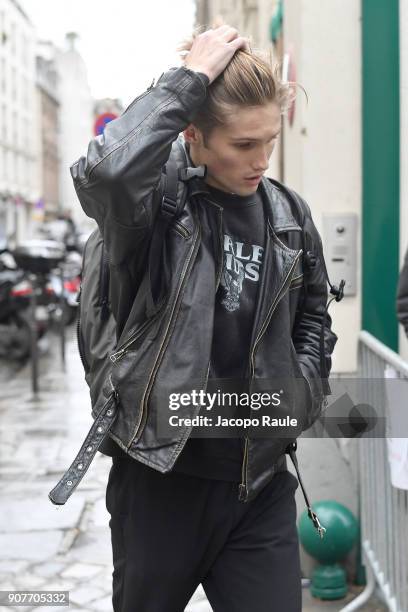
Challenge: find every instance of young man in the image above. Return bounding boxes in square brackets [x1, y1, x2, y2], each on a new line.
[68, 25, 337, 612]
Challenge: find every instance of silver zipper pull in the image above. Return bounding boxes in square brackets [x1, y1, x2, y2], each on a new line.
[110, 349, 125, 363]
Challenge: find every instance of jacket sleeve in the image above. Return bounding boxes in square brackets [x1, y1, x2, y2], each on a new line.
[69, 67, 208, 264]
[397, 248, 408, 336]
[292, 199, 338, 430]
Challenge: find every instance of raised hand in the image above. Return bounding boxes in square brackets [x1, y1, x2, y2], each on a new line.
[184, 25, 249, 84]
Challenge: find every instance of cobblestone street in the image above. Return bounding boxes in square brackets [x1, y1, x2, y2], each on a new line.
[0, 331, 387, 612]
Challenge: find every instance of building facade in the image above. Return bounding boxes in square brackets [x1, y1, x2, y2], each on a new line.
[55, 33, 94, 229]
[35, 40, 60, 222]
[196, 0, 277, 49]
[0, 0, 37, 246]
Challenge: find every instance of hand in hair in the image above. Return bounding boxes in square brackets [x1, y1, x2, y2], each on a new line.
[184, 25, 250, 85]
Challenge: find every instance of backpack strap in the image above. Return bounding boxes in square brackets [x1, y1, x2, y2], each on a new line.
[144, 139, 203, 318]
[286, 441, 327, 539]
[161, 151, 182, 218]
[98, 138, 204, 322]
[92, 157, 184, 328]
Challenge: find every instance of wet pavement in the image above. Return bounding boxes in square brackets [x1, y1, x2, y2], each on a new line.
[0, 330, 387, 611]
[0, 330, 212, 611]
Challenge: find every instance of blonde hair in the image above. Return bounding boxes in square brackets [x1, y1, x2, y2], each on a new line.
[177, 26, 297, 143]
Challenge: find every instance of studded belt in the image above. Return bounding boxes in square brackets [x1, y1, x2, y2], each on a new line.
[48, 390, 118, 505]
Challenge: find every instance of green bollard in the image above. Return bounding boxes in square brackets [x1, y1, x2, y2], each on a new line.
[298, 500, 358, 600]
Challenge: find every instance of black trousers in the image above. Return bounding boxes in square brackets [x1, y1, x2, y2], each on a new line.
[106, 456, 302, 612]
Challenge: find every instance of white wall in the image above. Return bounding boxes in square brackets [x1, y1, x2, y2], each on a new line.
[284, 0, 362, 374]
[282, 0, 362, 579]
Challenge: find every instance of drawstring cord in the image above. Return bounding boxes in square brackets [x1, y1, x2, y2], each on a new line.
[286, 442, 327, 539]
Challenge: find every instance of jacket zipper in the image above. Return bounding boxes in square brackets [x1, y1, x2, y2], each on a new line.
[128, 218, 201, 447]
[109, 307, 164, 363]
[239, 247, 303, 501]
[251, 254, 302, 374]
[172, 220, 190, 239]
[289, 271, 304, 291]
[215, 206, 224, 291]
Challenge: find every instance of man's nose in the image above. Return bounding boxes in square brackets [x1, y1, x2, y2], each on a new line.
[252, 150, 269, 173]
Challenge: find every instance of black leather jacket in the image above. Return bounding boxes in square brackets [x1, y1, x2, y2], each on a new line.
[50, 66, 337, 506]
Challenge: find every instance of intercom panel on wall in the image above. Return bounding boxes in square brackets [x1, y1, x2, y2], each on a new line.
[322, 214, 358, 297]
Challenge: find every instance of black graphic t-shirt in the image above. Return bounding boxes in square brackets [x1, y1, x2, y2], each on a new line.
[173, 184, 266, 482]
[209, 185, 265, 380]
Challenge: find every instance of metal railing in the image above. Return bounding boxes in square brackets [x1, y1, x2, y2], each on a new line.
[341, 331, 408, 612]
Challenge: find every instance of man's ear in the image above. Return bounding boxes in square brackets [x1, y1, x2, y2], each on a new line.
[183, 124, 202, 145]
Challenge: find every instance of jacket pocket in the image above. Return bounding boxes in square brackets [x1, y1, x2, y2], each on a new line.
[289, 272, 304, 291]
[110, 304, 165, 364]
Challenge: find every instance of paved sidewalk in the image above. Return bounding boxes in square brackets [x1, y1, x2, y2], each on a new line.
[0, 332, 387, 611]
[0, 332, 212, 611]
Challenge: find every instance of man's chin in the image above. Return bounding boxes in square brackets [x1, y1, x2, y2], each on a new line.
[205, 176, 260, 196]
[221, 181, 259, 196]
[233, 183, 259, 196]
